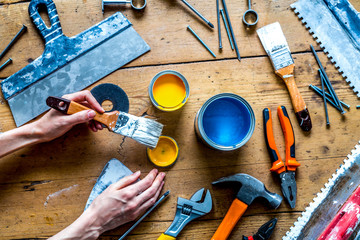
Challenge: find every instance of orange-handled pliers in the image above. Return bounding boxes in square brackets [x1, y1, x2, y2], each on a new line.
[263, 106, 300, 208]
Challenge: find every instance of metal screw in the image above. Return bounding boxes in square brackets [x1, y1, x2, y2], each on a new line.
[0, 25, 27, 61]
[0, 58, 12, 72]
[220, 9, 234, 50]
[187, 25, 216, 58]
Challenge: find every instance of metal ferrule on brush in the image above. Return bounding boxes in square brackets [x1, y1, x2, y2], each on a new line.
[269, 47, 294, 71]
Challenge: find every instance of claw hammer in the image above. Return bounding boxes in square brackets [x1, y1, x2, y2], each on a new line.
[211, 174, 282, 240]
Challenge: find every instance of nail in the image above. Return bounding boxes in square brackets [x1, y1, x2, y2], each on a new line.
[0, 25, 27, 61]
[0, 58, 12, 72]
[187, 25, 216, 58]
[220, 9, 234, 50]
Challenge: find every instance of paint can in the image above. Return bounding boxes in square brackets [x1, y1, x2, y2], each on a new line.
[147, 136, 179, 167]
[149, 70, 190, 111]
[195, 93, 255, 151]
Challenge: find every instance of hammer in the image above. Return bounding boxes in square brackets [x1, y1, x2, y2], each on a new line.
[211, 173, 283, 240]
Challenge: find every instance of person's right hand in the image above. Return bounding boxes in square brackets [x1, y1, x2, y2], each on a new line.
[87, 169, 165, 234]
[49, 169, 165, 240]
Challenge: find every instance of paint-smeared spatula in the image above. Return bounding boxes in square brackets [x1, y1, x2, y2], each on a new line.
[46, 96, 163, 148]
[257, 22, 312, 131]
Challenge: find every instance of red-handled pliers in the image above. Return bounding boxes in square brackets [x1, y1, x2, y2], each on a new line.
[263, 106, 300, 208]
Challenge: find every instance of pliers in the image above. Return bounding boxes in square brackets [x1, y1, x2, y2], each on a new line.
[242, 218, 278, 240]
[263, 106, 300, 208]
[157, 188, 212, 240]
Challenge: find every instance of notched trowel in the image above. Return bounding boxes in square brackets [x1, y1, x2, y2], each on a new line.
[1, 0, 150, 127]
[291, 0, 360, 97]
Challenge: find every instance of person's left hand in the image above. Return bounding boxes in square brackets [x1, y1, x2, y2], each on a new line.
[35, 90, 105, 142]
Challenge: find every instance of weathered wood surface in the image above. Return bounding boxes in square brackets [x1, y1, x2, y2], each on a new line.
[1, 0, 360, 239]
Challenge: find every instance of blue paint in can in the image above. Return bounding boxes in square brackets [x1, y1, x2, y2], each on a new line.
[195, 93, 255, 151]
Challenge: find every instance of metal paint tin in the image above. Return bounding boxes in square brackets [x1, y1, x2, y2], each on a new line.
[149, 70, 190, 111]
[194, 93, 255, 151]
[147, 136, 179, 167]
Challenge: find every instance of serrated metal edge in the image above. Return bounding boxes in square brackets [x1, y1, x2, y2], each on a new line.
[283, 141, 360, 240]
[290, 2, 360, 97]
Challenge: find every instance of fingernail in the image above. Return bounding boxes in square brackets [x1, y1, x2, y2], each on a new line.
[135, 170, 141, 175]
[161, 172, 166, 177]
[154, 168, 158, 174]
[88, 110, 96, 118]
[101, 107, 105, 112]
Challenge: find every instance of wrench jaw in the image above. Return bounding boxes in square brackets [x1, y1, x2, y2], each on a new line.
[164, 189, 213, 238]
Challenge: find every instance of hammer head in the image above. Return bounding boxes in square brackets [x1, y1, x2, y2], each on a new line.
[212, 173, 282, 208]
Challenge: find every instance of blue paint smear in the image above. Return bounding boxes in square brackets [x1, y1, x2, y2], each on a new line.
[203, 97, 251, 147]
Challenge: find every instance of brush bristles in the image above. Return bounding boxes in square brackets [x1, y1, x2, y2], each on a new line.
[132, 118, 163, 148]
[113, 112, 163, 148]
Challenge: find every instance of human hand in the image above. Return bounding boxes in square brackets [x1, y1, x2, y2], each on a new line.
[86, 169, 165, 234]
[49, 169, 165, 240]
[35, 90, 105, 142]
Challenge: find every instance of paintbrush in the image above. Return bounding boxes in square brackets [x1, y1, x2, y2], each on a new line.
[257, 22, 312, 131]
[46, 96, 163, 148]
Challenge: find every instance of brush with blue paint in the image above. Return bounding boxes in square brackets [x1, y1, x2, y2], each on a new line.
[46, 96, 163, 148]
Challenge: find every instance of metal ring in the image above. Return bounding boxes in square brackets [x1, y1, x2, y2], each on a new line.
[131, 0, 146, 10]
[242, 9, 259, 27]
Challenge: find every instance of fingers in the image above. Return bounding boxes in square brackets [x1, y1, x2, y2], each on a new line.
[112, 170, 141, 190]
[64, 110, 96, 126]
[135, 181, 165, 216]
[126, 169, 159, 196]
[63, 90, 105, 114]
[136, 172, 165, 205]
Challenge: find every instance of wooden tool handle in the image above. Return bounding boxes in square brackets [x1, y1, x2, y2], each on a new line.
[157, 233, 176, 240]
[276, 65, 312, 132]
[46, 96, 118, 130]
[211, 199, 248, 240]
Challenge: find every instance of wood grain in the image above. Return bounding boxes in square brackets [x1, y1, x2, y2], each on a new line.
[1, 0, 360, 239]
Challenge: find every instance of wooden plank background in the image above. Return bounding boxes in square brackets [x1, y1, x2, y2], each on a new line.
[0, 0, 360, 239]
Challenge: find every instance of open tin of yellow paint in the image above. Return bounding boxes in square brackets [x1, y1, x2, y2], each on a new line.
[147, 136, 179, 167]
[149, 70, 190, 111]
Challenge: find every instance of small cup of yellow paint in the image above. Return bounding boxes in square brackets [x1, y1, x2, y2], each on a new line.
[149, 70, 190, 111]
[147, 136, 179, 167]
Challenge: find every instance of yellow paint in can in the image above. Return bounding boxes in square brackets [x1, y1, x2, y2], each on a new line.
[153, 74, 186, 108]
[149, 70, 190, 111]
[147, 136, 178, 167]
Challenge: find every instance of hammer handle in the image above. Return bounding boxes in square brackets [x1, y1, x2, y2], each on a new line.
[211, 198, 248, 240]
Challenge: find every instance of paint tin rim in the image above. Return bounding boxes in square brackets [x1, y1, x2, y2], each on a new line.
[149, 70, 190, 111]
[146, 136, 179, 167]
[195, 93, 256, 151]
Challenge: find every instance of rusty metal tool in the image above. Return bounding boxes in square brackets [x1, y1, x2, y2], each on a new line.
[217, 0, 222, 49]
[242, 0, 258, 27]
[257, 22, 312, 131]
[242, 218, 278, 240]
[102, 0, 147, 12]
[157, 188, 212, 240]
[46, 96, 163, 148]
[211, 173, 282, 240]
[0, 25, 27, 61]
[263, 106, 299, 209]
[1, 0, 150, 127]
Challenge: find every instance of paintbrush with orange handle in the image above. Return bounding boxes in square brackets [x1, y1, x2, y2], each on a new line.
[46, 96, 163, 148]
[257, 22, 312, 131]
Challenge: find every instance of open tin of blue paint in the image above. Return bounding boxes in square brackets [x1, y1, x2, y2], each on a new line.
[195, 93, 255, 151]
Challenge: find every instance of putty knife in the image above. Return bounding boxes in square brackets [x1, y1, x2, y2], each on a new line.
[1, 0, 150, 127]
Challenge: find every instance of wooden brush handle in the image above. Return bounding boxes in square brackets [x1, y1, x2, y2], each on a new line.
[46, 96, 119, 130]
[276, 65, 312, 132]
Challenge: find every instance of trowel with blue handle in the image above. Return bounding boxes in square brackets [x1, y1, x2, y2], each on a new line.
[1, 0, 150, 127]
[84, 158, 133, 210]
